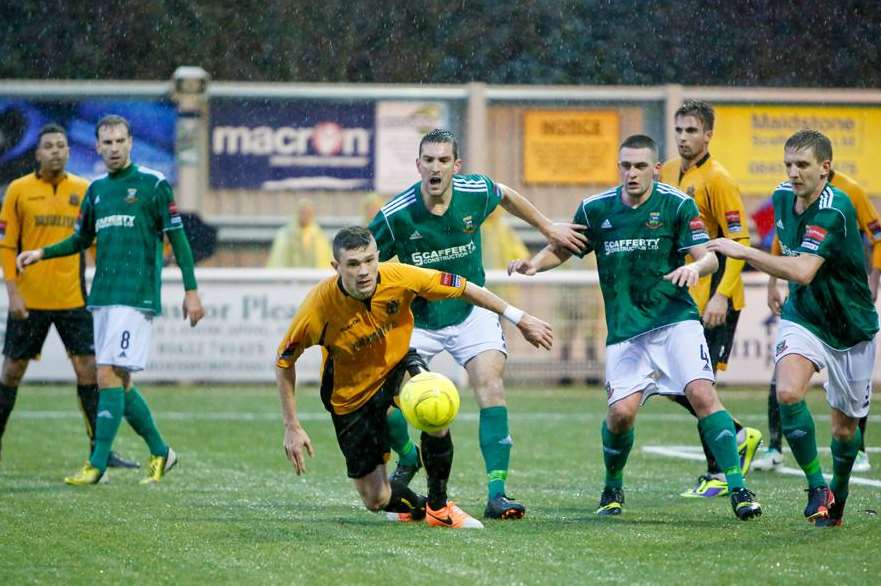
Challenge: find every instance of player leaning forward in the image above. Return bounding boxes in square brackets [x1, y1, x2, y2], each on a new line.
[274, 227, 553, 529]
[708, 130, 878, 526]
[17, 115, 205, 485]
[510, 135, 762, 520]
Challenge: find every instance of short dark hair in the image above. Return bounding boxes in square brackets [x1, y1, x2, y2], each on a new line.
[419, 128, 458, 159]
[785, 129, 833, 163]
[675, 99, 715, 131]
[619, 134, 658, 157]
[37, 123, 67, 143]
[333, 226, 375, 260]
[95, 114, 132, 138]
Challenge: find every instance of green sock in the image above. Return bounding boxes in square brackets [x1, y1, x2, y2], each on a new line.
[780, 400, 825, 489]
[830, 428, 861, 501]
[480, 406, 512, 499]
[89, 388, 125, 472]
[601, 420, 633, 490]
[124, 387, 168, 457]
[698, 410, 744, 490]
[386, 408, 419, 467]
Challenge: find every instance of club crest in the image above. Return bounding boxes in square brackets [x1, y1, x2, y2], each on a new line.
[463, 215, 475, 233]
[126, 188, 138, 204]
[645, 211, 663, 229]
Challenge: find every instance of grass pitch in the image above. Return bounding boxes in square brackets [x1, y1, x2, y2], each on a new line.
[1, 385, 879, 585]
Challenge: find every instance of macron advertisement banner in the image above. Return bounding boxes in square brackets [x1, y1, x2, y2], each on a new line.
[209, 99, 375, 191]
[0, 99, 177, 187]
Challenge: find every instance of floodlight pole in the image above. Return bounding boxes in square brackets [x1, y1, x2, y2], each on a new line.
[171, 66, 210, 211]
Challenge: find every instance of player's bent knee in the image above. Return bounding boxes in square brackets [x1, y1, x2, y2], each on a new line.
[474, 383, 506, 407]
[775, 385, 803, 405]
[1, 359, 28, 386]
[359, 484, 391, 511]
[607, 404, 636, 433]
[70, 355, 97, 385]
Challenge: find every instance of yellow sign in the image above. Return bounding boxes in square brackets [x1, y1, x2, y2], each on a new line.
[712, 105, 881, 195]
[523, 110, 619, 185]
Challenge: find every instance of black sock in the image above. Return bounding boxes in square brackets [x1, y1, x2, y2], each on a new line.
[768, 384, 782, 451]
[858, 415, 868, 452]
[0, 384, 19, 441]
[383, 480, 425, 515]
[671, 395, 722, 473]
[76, 384, 100, 452]
[671, 393, 697, 417]
[421, 431, 453, 510]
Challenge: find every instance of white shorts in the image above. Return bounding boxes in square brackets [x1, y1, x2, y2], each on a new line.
[410, 306, 507, 366]
[605, 320, 715, 406]
[92, 306, 154, 372]
[775, 320, 875, 419]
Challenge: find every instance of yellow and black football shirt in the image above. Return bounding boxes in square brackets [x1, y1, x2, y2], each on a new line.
[771, 170, 881, 270]
[276, 263, 467, 415]
[660, 154, 750, 312]
[0, 171, 89, 309]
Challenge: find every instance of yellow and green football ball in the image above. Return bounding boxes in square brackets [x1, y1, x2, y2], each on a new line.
[398, 372, 460, 433]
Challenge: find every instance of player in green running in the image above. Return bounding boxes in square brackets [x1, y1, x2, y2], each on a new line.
[708, 129, 878, 527]
[510, 134, 761, 521]
[17, 114, 205, 486]
[369, 129, 587, 520]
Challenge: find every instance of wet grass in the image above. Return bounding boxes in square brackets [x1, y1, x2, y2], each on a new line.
[1, 385, 879, 585]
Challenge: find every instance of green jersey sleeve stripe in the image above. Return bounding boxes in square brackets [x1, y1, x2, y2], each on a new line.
[382, 195, 416, 218]
[819, 186, 848, 237]
[138, 165, 167, 187]
[381, 189, 417, 216]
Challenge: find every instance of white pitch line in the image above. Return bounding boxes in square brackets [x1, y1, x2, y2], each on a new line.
[13, 410, 881, 423]
[643, 445, 881, 488]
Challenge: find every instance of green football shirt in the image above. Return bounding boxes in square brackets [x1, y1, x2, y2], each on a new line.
[773, 182, 879, 349]
[73, 164, 183, 313]
[572, 182, 708, 345]
[369, 174, 501, 329]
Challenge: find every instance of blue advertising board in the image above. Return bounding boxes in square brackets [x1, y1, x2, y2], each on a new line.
[209, 98, 375, 190]
[0, 99, 177, 186]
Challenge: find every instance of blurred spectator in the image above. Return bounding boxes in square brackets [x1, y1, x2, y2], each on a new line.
[751, 197, 776, 251]
[163, 212, 217, 266]
[480, 207, 528, 307]
[480, 207, 529, 269]
[361, 192, 384, 225]
[266, 199, 332, 268]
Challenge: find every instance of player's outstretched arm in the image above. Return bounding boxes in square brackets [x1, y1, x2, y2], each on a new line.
[664, 244, 718, 287]
[18, 229, 94, 271]
[275, 364, 314, 475]
[461, 282, 553, 350]
[707, 238, 824, 285]
[507, 245, 572, 276]
[498, 184, 587, 254]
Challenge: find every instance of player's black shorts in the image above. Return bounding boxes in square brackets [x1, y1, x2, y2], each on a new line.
[3, 308, 94, 360]
[328, 349, 428, 479]
[703, 307, 740, 373]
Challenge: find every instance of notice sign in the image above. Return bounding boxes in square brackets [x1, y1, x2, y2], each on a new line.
[713, 105, 881, 195]
[523, 110, 619, 185]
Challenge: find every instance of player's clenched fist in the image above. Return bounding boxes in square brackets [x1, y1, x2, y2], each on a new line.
[507, 258, 537, 276]
[16, 249, 44, 271]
